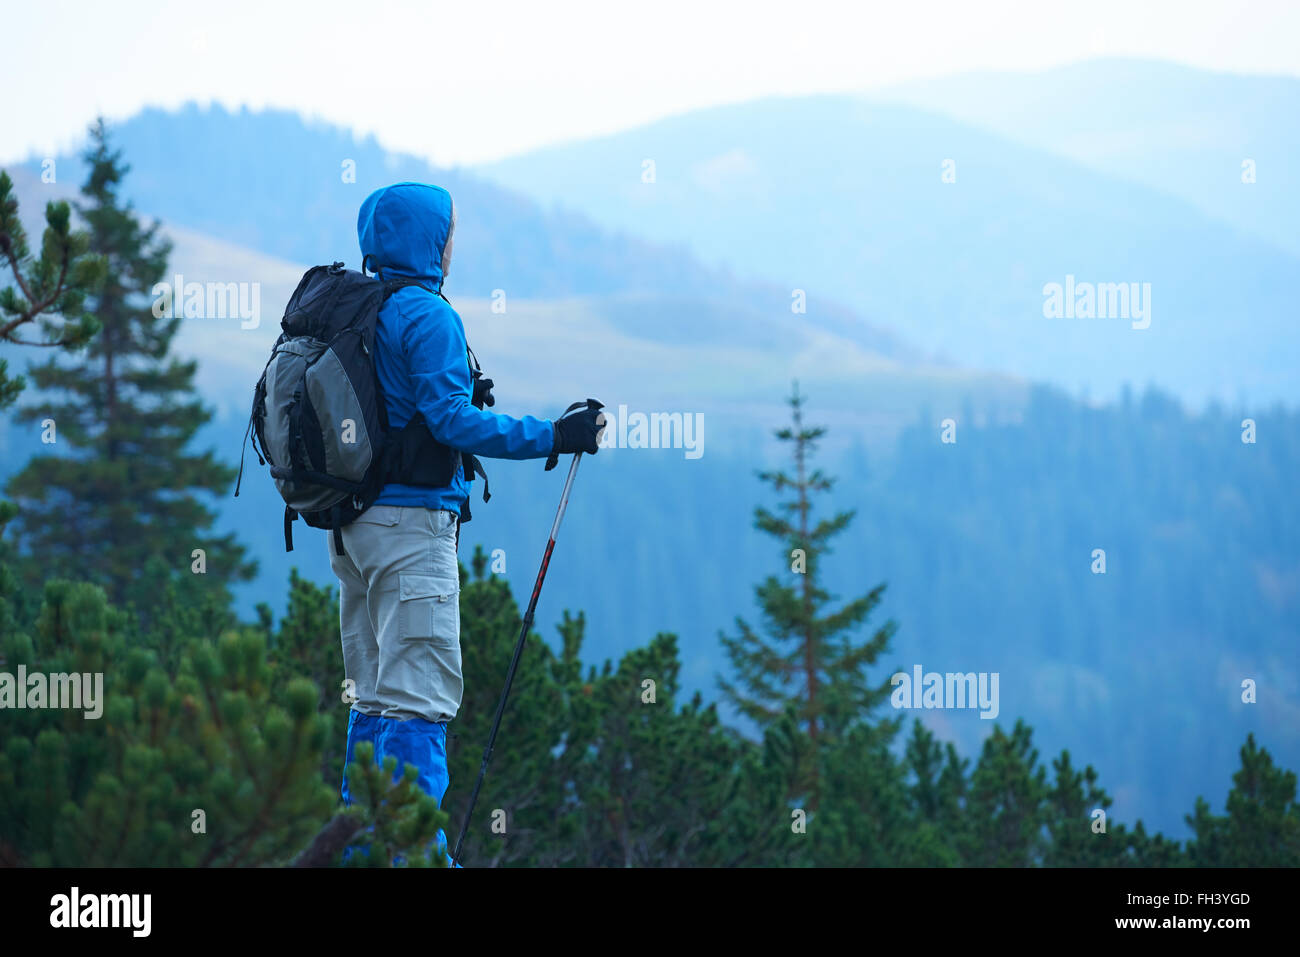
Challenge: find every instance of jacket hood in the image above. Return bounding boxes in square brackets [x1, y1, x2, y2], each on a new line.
[357, 182, 455, 287]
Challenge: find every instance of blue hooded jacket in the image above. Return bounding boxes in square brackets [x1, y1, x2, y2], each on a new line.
[357, 183, 555, 513]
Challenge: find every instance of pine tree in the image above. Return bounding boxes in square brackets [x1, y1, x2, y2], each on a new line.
[0, 576, 329, 865]
[446, 548, 770, 867]
[263, 571, 348, 789]
[1041, 747, 1163, 866]
[1125, 820, 1187, 867]
[563, 629, 747, 867]
[0, 168, 106, 532]
[336, 742, 450, 868]
[0, 169, 104, 410]
[4, 119, 253, 610]
[721, 709, 815, 866]
[903, 720, 967, 865]
[0, 558, 452, 867]
[719, 383, 896, 804]
[961, 721, 1049, 866]
[804, 719, 916, 865]
[1186, 733, 1300, 866]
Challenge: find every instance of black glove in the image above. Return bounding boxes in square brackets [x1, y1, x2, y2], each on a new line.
[472, 375, 495, 409]
[546, 399, 605, 470]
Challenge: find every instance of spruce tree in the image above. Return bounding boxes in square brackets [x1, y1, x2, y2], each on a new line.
[5, 119, 253, 610]
[719, 383, 896, 803]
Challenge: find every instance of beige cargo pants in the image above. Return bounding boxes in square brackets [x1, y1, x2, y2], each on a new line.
[327, 505, 463, 722]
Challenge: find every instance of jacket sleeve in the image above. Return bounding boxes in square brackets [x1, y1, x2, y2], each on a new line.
[402, 296, 555, 460]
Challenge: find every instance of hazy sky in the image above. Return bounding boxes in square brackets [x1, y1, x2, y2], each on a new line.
[5, 0, 1299, 166]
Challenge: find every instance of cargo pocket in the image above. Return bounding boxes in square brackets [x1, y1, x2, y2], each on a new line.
[398, 573, 460, 648]
[393, 572, 463, 718]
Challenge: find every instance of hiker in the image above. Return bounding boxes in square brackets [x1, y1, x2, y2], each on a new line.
[332, 182, 604, 857]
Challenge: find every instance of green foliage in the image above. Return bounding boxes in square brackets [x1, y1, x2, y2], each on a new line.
[1186, 733, 1300, 866]
[891, 718, 1195, 867]
[962, 721, 1051, 866]
[339, 743, 449, 868]
[0, 162, 107, 533]
[903, 721, 967, 865]
[0, 527, 1292, 867]
[0, 561, 461, 867]
[4, 119, 254, 608]
[0, 168, 106, 409]
[444, 557, 568, 865]
[0, 576, 333, 865]
[264, 570, 346, 790]
[443, 551, 801, 867]
[719, 383, 897, 808]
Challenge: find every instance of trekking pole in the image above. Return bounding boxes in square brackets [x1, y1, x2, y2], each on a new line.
[452, 443, 586, 866]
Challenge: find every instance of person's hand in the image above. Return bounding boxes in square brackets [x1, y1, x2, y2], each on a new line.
[546, 399, 605, 470]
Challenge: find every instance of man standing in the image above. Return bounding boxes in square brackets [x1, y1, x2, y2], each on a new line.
[331, 182, 603, 859]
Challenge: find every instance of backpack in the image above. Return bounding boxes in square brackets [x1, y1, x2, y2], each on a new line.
[235, 261, 488, 555]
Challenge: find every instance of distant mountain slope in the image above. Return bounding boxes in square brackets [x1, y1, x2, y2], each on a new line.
[146, 231, 1027, 447]
[876, 58, 1300, 257]
[3, 160, 1011, 449]
[13, 104, 913, 363]
[478, 91, 1300, 405]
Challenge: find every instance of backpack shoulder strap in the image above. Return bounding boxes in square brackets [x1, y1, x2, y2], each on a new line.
[372, 282, 493, 514]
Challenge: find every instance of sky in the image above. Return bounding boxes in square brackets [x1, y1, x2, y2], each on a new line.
[4, 0, 1300, 167]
